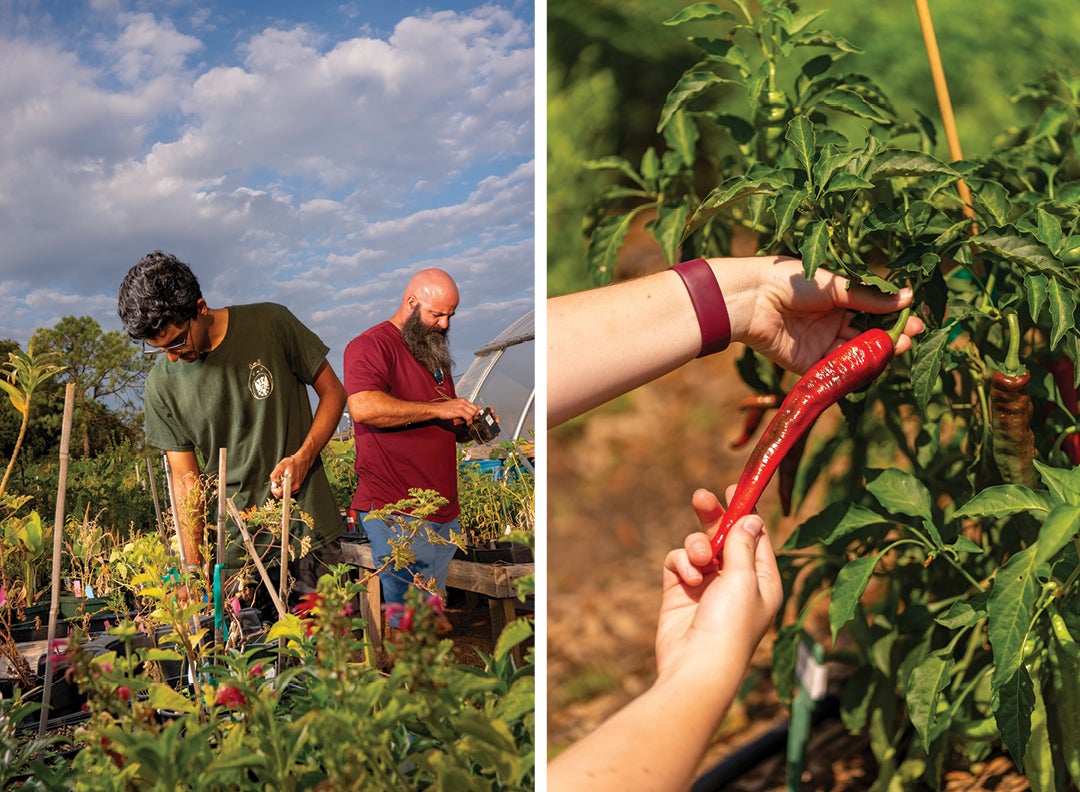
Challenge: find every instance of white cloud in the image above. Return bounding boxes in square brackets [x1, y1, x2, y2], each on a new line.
[0, 2, 534, 384]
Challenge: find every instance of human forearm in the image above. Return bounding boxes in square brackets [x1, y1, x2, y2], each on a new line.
[347, 389, 478, 429]
[165, 451, 205, 568]
[547, 657, 748, 791]
[294, 363, 347, 471]
[547, 259, 762, 427]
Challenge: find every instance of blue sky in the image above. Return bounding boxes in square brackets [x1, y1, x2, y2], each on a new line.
[0, 0, 536, 425]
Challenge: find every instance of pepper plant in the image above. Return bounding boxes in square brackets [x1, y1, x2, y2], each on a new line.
[581, 1, 1080, 787]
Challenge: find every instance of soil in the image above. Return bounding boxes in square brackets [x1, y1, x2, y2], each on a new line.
[546, 320, 1031, 788]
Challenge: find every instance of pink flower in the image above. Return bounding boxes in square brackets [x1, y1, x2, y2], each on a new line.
[385, 603, 413, 631]
[250, 662, 265, 677]
[0, 584, 6, 607]
[231, 597, 241, 617]
[214, 685, 248, 709]
[426, 595, 445, 615]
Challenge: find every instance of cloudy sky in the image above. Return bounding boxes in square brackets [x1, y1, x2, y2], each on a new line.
[0, 0, 536, 424]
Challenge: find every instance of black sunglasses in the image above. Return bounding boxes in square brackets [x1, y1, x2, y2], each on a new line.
[142, 320, 192, 355]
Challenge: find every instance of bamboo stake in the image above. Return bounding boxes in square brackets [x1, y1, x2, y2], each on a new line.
[39, 383, 75, 736]
[913, 0, 976, 225]
[226, 498, 287, 620]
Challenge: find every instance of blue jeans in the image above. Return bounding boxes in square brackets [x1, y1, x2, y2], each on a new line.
[358, 511, 460, 627]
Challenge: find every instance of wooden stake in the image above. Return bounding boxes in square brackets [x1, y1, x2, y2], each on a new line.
[226, 498, 287, 620]
[40, 383, 74, 736]
[914, 0, 976, 225]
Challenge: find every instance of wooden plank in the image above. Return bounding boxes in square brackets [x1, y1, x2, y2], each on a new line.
[339, 541, 533, 599]
[339, 540, 533, 655]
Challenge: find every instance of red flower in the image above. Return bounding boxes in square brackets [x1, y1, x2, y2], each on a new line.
[293, 592, 323, 617]
[214, 685, 248, 709]
[426, 595, 445, 615]
[101, 737, 124, 768]
[250, 662, 265, 677]
[116, 686, 131, 702]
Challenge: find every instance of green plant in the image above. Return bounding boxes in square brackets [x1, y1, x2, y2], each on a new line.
[581, 0, 931, 285]
[580, 1, 1080, 787]
[0, 690, 73, 791]
[54, 568, 534, 790]
[456, 453, 536, 548]
[0, 343, 64, 501]
[321, 437, 357, 512]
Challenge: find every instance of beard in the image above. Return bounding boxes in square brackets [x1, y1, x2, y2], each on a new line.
[401, 305, 454, 376]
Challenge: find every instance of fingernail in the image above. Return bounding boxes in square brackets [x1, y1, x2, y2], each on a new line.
[741, 515, 764, 538]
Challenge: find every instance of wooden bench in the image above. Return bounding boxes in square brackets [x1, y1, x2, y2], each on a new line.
[338, 541, 533, 662]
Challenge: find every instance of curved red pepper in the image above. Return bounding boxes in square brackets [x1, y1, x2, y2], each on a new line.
[1041, 356, 1080, 466]
[711, 328, 896, 561]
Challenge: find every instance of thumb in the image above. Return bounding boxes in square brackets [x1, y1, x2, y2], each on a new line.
[718, 513, 764, 571]
[832, 280, 914, 315]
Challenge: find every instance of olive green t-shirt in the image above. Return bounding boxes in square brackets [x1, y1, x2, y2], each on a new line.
[144, 303, 342, 562]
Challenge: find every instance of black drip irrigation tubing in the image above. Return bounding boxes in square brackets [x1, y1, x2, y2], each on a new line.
[690, 695, 841, 791]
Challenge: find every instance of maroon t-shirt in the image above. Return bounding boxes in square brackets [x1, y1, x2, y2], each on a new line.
[343, 320, 460, 522]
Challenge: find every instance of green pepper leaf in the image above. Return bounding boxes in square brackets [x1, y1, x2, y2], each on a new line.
[988, 544, 1040, 688]
[663, 3, 736, 25]
[786, 115, 816, 182]
[586, 207, 653, 285]
[992, 666, 1034, 773]
[910, 326, 949, 413]
[782, 501, 886, 550]
[866, 468, 940, 546]
[907, 649, 956, 752]
[650, 196, 690, 266]
[1034, 460, 1080, 506]
[799, 219, 829, 278]
[658, 71, 736, 132]
[952, 485, 1053, 519]
[662, 109, 699, 168]
[829, 552, 883, 643]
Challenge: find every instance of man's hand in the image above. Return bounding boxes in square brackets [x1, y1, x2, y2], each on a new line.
[270, 455, 307, 497]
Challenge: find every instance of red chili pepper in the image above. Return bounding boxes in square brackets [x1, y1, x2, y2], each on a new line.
[730, 393, 781, 449]
[711, 327, 897, 561]
[1040, 355, 1080, 466]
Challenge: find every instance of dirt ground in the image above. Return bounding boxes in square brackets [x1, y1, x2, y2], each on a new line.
[545, 336, 1031, 788]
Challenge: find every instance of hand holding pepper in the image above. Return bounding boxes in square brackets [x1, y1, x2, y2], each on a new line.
[656, 486, 783, 680]
[547, 486, 783, 792]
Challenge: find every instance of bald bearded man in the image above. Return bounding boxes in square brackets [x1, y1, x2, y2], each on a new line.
[344, 268, 488, 638]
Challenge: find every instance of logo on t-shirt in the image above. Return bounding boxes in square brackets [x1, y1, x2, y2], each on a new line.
[248, 360, 274, 400]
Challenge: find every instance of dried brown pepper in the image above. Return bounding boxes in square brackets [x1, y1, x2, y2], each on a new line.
[989, 311, 1039, 489]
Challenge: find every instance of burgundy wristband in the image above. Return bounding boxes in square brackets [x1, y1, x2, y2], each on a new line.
[672, 258, 731, 357]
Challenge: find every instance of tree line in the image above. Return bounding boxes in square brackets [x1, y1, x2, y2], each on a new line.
[1, 315, 151, 468]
